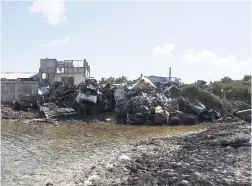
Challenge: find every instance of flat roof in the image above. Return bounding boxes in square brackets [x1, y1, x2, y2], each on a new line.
[0, 72, 38, 79]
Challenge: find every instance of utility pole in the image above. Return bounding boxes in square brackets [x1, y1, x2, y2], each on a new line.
[169, 67, 171, 82]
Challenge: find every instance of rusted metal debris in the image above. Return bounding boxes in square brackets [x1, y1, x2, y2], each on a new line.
[12, 77, 251, 124]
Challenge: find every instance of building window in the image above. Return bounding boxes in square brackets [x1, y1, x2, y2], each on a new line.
[57, 68, 65, 73]
[42, 73, 47, 79]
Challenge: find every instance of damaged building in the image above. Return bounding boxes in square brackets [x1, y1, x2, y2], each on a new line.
[39, 58, 91, 86]
[1, 58, 91, 103]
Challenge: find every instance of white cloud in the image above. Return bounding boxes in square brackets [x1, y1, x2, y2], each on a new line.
[152, 43, 175, 56]
[183, 49, 252, 73]
[41, 36, 70, 47]
[29, 0, 67, 26]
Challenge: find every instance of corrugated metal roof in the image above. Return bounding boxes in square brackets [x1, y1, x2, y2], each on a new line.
[148, 75, 181, 84]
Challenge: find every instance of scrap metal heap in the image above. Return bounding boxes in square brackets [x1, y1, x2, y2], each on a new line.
[12, 77, 251, 125]
[114, 77, 222, 125]
[13, 79, 116, 119]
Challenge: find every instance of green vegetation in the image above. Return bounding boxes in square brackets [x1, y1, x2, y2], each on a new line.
[230, 100, 251, 111]
[181, 84, 233, 115]
[99, 75, 251, 114]
[208, 76, 251, 104]
[181, 75, 251, 114]
[99, 76, 128, 85]
[243, 75, 251, 82]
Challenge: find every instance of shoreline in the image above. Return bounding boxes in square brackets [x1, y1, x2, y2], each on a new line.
[1, 107, 251, 186]
[74, 121, 251, 186]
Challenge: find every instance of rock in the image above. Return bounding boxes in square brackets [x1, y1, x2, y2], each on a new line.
[182, 180, 190, 184]
[45, 183, 53, 186]
[171, 176, 178, 181]
[170, 117, 181, 125]
[219, 136, 250, 147]
[133, 176, 139, 181]
[119, 154, 131, 161]
[125, 164, 138, 174]
[178, 180, 190, 186]
[106, 164, 114, 172]
[170, 162, 182, 168]
[225, 117, 234, 122]
[224, 146, 233, 151]
[194, 171, 202, 177]
[166, 172, 178, 176]
[175, 110, 198, 125]
[84, 174, 100, 186]
[183, 115, 197, 125]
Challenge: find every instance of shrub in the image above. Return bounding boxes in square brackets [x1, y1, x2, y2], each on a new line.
[181, 84, 233, 115]
[207, 80, 251, 105]
[231, 100, 251, 111]
[243, 75, 251, 81]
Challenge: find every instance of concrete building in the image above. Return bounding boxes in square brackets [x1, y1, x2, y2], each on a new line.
[39, 58, 91, 86]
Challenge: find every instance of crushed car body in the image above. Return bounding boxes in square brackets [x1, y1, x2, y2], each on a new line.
[12, 76, 251, 125]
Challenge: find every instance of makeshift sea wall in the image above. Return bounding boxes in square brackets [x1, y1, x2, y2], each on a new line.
[1, 81, 38, 103]
[4, 77, 250, 124]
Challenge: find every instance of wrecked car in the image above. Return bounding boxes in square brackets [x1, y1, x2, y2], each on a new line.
[12, 76, 243, 125]
[40, 103, 76, 118]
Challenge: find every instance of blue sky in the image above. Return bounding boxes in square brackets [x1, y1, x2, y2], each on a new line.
[1, 1, 251, 83]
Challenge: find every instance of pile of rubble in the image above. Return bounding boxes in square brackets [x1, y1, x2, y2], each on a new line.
[10, 77, 251, 125]
[11, 79, 116, 119]
[114, 77, 224, 125]
[1, 104, 41, 119]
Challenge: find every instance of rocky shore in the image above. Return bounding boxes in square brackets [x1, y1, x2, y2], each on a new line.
[76, 122, 251, 186]
[1, 105, 251, 186]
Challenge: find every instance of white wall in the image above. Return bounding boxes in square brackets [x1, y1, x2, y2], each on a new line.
[55, 74, 86, 85]
[1, 81, 38, 102]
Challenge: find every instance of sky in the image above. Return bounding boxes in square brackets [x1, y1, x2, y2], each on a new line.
[1, 0, 251, 83]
